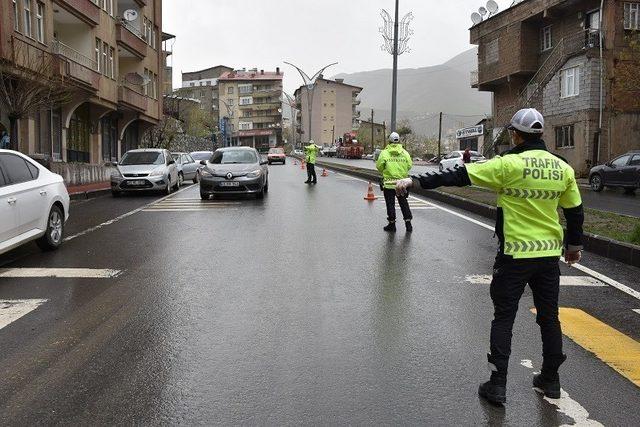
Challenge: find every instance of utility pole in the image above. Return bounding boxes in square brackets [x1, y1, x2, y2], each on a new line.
[370, 109, 375, 152]
[331, 124, 335, 146]
[437, 112, 443, 158]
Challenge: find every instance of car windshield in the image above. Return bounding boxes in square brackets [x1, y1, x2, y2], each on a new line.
[191, 152, 213, 161]
[211, 150, 258, 164]
[172, 154, 181, 161]
[120, 152, 164, 166]
[269, 148, 284, 154]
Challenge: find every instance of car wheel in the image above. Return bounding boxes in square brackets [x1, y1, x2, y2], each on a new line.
[590, 174, 604, 192]
[165, 182, 172, 195]
[178, 172, 184, 187]
[200, 191, 209, 200]
[193, 171, 200, 184]
[36, 205, 64, 251]
[264, 179, 269, 193]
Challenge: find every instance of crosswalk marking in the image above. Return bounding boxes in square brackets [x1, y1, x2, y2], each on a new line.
[143, 199, 241, 212]
[0, 268, 121, 279]
[553, 308, 640, 388]
[0, 299, 48, 330]
[465, 274, 607, 287]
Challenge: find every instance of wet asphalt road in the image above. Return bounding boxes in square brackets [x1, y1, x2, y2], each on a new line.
[320, 157, 640, 217]
[0, 164, 639, 425]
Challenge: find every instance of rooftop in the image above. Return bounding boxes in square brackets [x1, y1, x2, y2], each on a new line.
[219, 70, 283, 81]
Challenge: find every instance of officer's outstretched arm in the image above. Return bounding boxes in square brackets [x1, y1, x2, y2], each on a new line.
[559, 177, 584, 255]
[411, 166, 472, 190]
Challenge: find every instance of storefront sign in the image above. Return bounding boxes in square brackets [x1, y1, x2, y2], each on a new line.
[456, 125, 484, 140]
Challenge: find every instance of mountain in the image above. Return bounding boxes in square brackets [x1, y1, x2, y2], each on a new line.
[332, 48, 491, 137]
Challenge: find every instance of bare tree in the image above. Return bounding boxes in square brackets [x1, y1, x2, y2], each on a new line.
[0, 38, 73, 151]
[142, 116, 181, 149]
[613, 34, 640, 111]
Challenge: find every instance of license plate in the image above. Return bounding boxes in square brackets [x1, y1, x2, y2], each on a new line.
[220, 182, 240, 187]
[128, 180, 147, 186]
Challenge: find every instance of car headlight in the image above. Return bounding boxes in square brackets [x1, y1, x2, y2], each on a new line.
[246, 169, 262, 178]
[149, 169, 165, 177]
[111, 169, 123, 179]
[201, 169, 214, 177]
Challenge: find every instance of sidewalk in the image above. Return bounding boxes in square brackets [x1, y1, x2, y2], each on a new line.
[66, 181, 111, 200]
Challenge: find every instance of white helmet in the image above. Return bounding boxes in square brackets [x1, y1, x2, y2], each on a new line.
[309, 140, 315, 144]
[508, 108, 544, 134]
[389, 132, 400, 143]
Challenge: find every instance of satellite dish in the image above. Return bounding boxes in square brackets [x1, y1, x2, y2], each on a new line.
[123, 9, 138, 22]
[479, 7, 488, 16]
[471, 12, 483, 25]
[487, 0, 499, 14]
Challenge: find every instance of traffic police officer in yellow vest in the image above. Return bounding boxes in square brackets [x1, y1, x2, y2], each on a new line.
[304, 140, 321, 185]
[376, 132, 413, 233]
[396, 108, 584, 404]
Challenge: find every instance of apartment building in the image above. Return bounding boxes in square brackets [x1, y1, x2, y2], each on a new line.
[175, 65, 233, 127]
[0, 0, 163, 184]
[471, 0, 640, 174]
[294, 77, 362, 146]
[217, 68, 283, 151]
[162, 31, 175, 95]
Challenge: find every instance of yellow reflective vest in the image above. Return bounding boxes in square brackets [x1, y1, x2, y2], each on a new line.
[305, 144, 320, 164]
[376, 143, 413, 189]
[466, 148, 582, 259]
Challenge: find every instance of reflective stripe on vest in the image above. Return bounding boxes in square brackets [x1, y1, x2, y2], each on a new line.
[505, 239, 563, 253]
[500, 188, 563, 200]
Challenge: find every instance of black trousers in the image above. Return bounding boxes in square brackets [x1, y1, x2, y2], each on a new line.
[489, 256, 563, 375]
[307, 163, 317, 183]
[383, 188, 412, 222]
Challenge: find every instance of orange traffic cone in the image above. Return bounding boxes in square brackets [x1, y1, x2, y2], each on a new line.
[321, 168, 329, 177]
[364, 182, 377, 201]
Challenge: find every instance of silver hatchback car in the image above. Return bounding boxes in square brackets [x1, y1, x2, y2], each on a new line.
[111, 149, 179, 196]
[199, 147, 269, 200]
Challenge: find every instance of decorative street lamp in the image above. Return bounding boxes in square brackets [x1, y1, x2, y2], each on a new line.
[380, 0, 414, 132]
[284, 61, 338, 145]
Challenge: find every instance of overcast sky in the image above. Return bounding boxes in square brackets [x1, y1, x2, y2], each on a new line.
[163, 0, 513, 94]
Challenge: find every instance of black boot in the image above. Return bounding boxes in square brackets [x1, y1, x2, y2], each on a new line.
[405, 220, 413, 233]
[479, 372, 507, 405]
[304, 180, 311, 184]
[383, 222, 396, 233]
[533, 354, 566, 399]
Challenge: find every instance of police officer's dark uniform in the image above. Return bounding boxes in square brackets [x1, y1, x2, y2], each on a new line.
[396, 108, 585, 404]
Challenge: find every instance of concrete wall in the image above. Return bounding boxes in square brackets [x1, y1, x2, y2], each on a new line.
[50, 161, 116, 186]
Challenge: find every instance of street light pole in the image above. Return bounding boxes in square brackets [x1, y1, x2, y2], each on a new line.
[219, 99, 234, 147]
[284, 61, 338, 145]
[380, 2, 413, 133]
[282, 92, 299, 150]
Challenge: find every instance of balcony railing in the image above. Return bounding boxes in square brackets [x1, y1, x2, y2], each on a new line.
[52, 40, 98, 71]
[116, 19, 148, 58]
[470, 70, 479, 87]
[118, 84, 148, 112]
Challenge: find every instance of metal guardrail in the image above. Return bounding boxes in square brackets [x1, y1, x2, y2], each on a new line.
[51, 40, 98, 71]
[117, 18, 145, 41]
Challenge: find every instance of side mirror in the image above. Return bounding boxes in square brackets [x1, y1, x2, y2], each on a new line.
[260, 159, 268, 166]
[200, 160, 207, 166]
[110, 161, 118, 167]
[168, 159, 175, 165]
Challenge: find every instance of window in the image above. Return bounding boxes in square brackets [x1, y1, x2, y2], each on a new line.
[13, 0, 19, 32]
[24, 0, 32, 38]
[630, 154, 640, 166]
[35, 2, 44, 43]
[239, 122, 253, 130]
[101, 115, 118, 163]
[624, 3, 640, 30]
[555, 125, 575, 148]
[227, 98, 234, 106]
[108, 46, 115, 78]
[0, 154, 36, 184]
[243, 111, 252, 118]
[190, 82, 195, 87]
[67, 105, 91, 163]
[95, 38, 101, 73]
[239, 97, 253, 105]
[560, 66, 580, 98]
[611, 155, 630, 167]
[239, 84, 252, 94]
[206, 81, 211, 86]
[540, 26, 553, 51]
[102, 41, 108, 77]
[228, 87, 234, 95]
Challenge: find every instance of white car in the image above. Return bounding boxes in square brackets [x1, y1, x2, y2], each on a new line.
[0, 149, 70, 255]
[111, 149, 179, 196]
[439, 150, 486, 171]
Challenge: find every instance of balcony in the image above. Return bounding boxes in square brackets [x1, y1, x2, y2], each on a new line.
[116, 20, 147, 59]
[54, 0, 101, 26]
[118, 84, 148, 112]
[352, 99, 361, 105]
[353, 110, 361, 118]
[52, 40, 100, 91]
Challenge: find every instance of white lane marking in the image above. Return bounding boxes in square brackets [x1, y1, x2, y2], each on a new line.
[64, 185, 192, 242]
[465, 275, 606, 287]
[520, 359, 603, 426]
[0, 268, 122, 279]
[633, 309, 640, 316]
[0, 299, 48, 330]
[566, 261, 640, 302]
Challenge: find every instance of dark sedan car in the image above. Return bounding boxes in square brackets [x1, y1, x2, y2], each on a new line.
[589, 150, 640, 194]
[199, 147, 269, 200]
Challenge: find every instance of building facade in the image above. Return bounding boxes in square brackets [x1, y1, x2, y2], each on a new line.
[357, 119, 386, 152]
[295, 78, 362, 146]
[0, 0, 164, 184]
[176, 65, 233, 129]
[217, 68, 283, 151]
[471, 0, 640, 175]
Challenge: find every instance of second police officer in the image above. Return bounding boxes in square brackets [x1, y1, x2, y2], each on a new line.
[376, 132, 413, 233]
[396, 108, 584, 404]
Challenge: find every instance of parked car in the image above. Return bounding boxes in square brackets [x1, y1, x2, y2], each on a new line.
[172, 152, 200, 185]
[0, 149, 70, 255]
[439, 150, 486, 171]
[589, 150, 640, 194]
[190, 151, 214, 183]
[267, 147, 286, 165]
[199, 147, 269, 200]
[111, 149, 178, 197]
